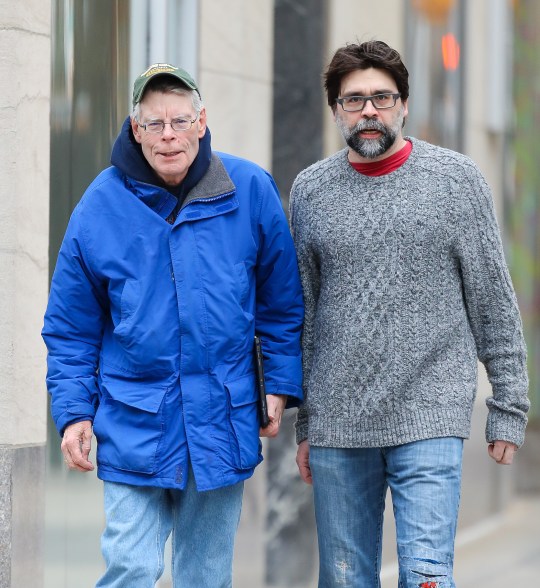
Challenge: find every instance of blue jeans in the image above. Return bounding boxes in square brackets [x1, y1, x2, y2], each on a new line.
[310, 437, 463, 588]
[95, 470, 244, 588]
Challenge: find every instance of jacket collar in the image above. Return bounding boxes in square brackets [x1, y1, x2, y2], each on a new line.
[183, 154, 235, 205]
[174, 155, 238, 224]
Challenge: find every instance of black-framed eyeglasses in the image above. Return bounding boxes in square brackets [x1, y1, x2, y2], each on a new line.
[138, 116, 198, 134]
[336, 93, 401, 112]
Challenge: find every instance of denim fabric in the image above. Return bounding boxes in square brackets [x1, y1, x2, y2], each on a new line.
[310, 437, 463, 588]
[95, 469, 244, 587]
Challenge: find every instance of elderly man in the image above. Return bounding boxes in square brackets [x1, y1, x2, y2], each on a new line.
[43, 63, 303, 587]
[292, 41, 529, 587]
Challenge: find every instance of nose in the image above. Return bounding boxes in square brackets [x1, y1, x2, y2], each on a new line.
[360, 98, 379, 116]
[161, 123, 176, 139]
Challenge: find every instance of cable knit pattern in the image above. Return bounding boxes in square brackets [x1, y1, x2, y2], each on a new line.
[291, 137, 529, 449]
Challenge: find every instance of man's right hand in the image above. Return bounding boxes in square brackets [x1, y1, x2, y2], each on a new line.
[61, 420, 95, 472]
[296, 440, 312, 485]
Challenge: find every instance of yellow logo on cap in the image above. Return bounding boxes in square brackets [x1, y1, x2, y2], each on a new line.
[142, 64, 178, 78]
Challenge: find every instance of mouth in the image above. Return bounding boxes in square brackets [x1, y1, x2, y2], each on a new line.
[358, 129, 382, 139]
[158, 151, 181, 159]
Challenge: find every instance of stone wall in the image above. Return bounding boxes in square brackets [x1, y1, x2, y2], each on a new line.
[0, 1, 51, 585]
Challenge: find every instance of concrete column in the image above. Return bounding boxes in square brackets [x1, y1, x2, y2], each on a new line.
[198, 0, 275, 169]
[0, 1, 51, 586]
[267, 1, 326, 585]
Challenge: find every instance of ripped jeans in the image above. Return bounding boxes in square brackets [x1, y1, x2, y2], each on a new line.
[310, 438, 463, 588]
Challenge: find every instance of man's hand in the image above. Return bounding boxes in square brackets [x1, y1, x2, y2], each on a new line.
[61, 420, 95, 472]
[259, 394, 287, 438]
[488, 440, 518, 465]
[296, 440, 312, 484]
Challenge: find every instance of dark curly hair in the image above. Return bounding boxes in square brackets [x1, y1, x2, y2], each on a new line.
[324, 40, 409, 111]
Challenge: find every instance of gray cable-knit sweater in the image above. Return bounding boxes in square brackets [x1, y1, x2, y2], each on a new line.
[291, 137, 529, 448]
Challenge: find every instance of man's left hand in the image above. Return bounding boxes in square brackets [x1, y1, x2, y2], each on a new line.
[259, 394, 287, 438]
[488, 440, 518, 465]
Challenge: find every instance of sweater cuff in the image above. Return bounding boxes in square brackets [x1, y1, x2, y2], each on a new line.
[486, 409, 527, 448]
[295, 419, 309, 445]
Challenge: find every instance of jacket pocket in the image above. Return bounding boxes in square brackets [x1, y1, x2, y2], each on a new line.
[93, 373, 168, 474]
[113, 279, 141, 345]
[233, 262, 249, 308]
[225, 373, 261, 470]
[120, 279, 140, 323]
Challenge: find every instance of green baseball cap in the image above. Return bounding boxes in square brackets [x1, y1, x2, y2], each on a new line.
[132, 63, 200, 106]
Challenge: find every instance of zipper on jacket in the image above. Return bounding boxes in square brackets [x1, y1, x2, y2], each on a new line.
[181, 190, 235, 211]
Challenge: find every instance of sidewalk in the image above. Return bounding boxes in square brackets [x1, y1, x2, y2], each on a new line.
[381, 493, 540, 588]
[454, 493, 540, 587]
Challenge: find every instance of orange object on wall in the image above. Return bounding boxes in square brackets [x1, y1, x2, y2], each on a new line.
[441, 33, 460, 70]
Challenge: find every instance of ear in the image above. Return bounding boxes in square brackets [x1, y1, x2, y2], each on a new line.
[197, 107, 207, 139]
[131, 117, 142, 144]
[401, 98, 409, 120]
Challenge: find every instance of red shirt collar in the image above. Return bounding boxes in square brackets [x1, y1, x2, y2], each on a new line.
[349, 140, 412, 177]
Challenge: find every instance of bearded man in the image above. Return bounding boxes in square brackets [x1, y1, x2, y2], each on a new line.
[290, 40, 529, 588]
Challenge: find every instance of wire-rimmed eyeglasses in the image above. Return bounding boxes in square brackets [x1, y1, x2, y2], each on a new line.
[138, 116, 198, 133]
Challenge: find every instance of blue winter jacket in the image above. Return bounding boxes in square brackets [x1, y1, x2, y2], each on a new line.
[43, 123, 304, 491]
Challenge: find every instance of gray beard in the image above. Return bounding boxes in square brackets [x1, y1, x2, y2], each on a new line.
[337, 118, 399, 159]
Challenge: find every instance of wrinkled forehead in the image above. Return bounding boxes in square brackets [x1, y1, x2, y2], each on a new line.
[137, 89, 196, 118]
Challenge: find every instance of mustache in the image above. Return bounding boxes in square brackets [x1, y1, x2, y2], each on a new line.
[353, 119, 388, 134]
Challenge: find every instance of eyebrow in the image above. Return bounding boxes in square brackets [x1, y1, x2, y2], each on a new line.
[144, 114, 193, 121]
[341, 89, 396, 97]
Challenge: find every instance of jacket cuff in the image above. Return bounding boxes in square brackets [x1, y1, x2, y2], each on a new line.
[265, 382, 303, 407]
[55, 402, 96, 437]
